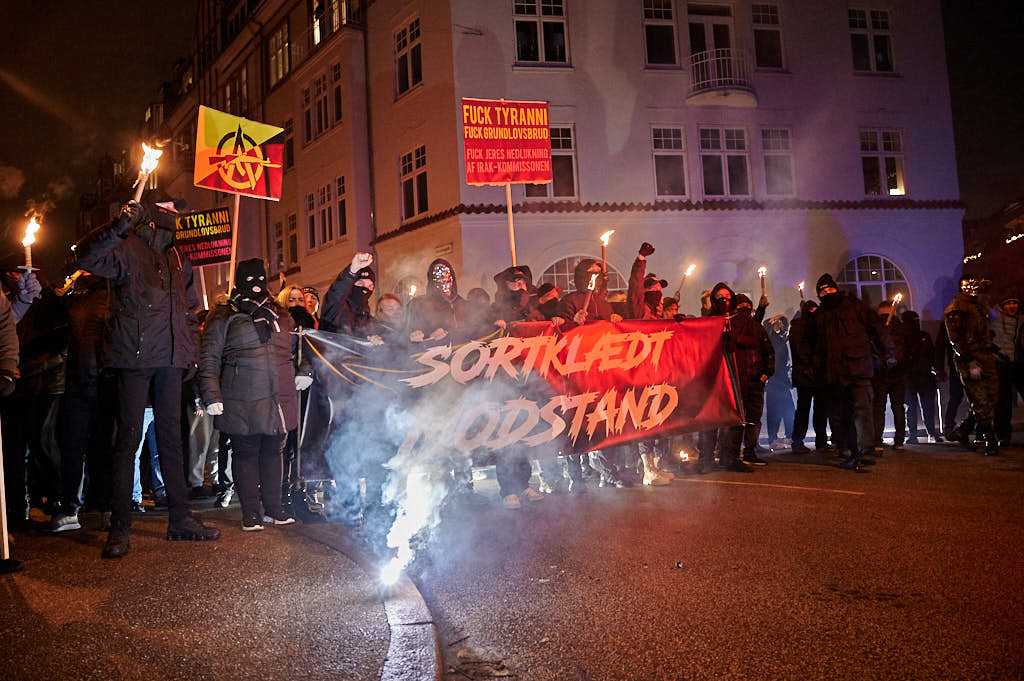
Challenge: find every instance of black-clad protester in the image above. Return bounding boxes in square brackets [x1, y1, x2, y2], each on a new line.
[74, 197, 220, 558]
[789, 300, 829, 453]
[322, 252, 380, 338]
[991, 296, 1023, 446]
[901, 311, 943, 443]
[697, 282, 737, 472]
[0, 289, 20, 527]
[408, 259, 473, 344]
[814, 273, 894, 470]
[199, 259, 313, 530]
[872, 299, 907, 451]
[277, 285, 318, 515]
[729, 293, 775, 468]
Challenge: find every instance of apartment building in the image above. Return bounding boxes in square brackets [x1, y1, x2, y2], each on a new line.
[149, 0, 962, 321]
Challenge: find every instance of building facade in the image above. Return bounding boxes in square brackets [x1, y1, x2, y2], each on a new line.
[149, 0, 962, 322]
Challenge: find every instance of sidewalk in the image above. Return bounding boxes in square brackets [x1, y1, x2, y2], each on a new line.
[0, 508, 390, 681]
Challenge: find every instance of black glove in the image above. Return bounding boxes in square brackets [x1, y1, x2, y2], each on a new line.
[639, 242, 655, 257]
[0, 370, 16, 398]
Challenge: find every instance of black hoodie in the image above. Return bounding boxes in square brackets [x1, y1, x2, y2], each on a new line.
[407, 258, 473, 339]
[703, 282, 736, 317]
[322, 265, 376, 336]
[556, 258, 614, 323]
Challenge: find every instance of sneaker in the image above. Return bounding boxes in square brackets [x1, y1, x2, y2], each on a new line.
[167, 515, 221, 541]
[568, 479, 587, 495]
[502, 494, 522, 509]
[242, 515, 265, 531]
[217, 488, 234, 508]
[642, 471, 672, 486]
[522, 488, 545, 503]
[130, 501, 146, 513]
[262, 511, 296, 525]
[49, 511, 81, 533]
[726, 460, 754, 473]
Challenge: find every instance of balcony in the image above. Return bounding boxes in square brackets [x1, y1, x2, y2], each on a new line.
[686, 48, 757, 108]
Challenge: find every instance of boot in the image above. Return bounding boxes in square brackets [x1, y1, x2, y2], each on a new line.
[640, 453, 671, 486]
[101, 520, 131, 559]
[839, 451, 862, 470]
[949, 421, 976, 451]
[167, 514, 221, 541]
[981, 426, 999, 456]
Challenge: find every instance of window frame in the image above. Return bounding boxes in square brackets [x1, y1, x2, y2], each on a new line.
[269, 20, 291, 88]
[642, 0, 679, 68]
[524, 124, 578, 200]
[858, 127, 907, 197]
[698, 126, 751, 198]
[513, 0, 571, 67]
[761, 127, 795, 196]
[286, 213, 298, 267]
[651, 125, 687, 199]
[836, 254, 910, 309]
[400, 144, 429, 222]
[848, 7, 896, 74]
[336, 175, 348, 239]
[394, 17, 423, 99]
[305, 192, 317, 250]
[751, 3, 785, 70]
[539, 255, 629, 293]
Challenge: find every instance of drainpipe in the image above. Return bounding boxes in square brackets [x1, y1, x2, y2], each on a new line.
[360, 2, 378, 250]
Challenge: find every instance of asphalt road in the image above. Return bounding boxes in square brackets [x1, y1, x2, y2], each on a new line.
[415, 444, 1024, 681]
[0, 508, 389, 681]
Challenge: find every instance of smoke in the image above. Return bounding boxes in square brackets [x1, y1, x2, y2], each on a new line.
[0, 165, 26, 199]
[24, 174, 76, 218]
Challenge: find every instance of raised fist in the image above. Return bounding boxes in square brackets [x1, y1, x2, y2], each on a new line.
[350, 252, 373, 273]
[639, 242, 655, 257]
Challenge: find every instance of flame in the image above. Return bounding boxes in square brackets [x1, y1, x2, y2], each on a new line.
[798, 281, 805, 291]
[22, 215, 41, 248]
[408, 284, 417, 296]
[677, 449, 690, 462]
[587, 272, 598, 291]
[684, 264, 696, 277]
[757, 266, 768, 278]
[599, 230, 615, 247]
[893, 292, 903, 304]
[140, 142, 164, 175]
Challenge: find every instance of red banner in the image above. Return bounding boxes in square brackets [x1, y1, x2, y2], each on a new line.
[461, 97, 552, 186]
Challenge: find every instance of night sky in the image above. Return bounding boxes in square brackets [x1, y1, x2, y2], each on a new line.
[0, 1, 1020, 276]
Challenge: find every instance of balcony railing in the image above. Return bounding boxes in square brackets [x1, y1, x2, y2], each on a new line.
[687, 48, 756, 106]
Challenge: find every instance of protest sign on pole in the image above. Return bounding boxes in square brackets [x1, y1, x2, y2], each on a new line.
[461, 98, 552, 265]
[174, 206, 233, 309]
[193, 105, 284, 293]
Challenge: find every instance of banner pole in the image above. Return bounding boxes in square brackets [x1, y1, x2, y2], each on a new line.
[227, 193, 241, 295]
[504, 183, 517, 266]
[198, 265, 210, 310]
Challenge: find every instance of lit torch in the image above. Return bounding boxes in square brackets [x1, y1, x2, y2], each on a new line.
[675, 263, 696, 299]
[798, 281, 805, 300]
[757, 266, 768, 297]
[408, 284, 417, 298]
[133, 142, 164, 202]
[21, 215, 41, 271]
[580, 272, 599, 322]
[887, 292, 904, 326]
[599, 230, 615, 272]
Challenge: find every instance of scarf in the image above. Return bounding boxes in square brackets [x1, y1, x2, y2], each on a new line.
[232, 295, 280, 344]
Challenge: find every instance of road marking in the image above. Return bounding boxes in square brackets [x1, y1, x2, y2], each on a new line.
[678, 478, 865, 496]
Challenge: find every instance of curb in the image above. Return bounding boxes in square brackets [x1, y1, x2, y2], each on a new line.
[293, 523, 442, 681]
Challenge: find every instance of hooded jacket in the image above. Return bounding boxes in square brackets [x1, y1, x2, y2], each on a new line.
[788, 302, 819, 388]
[556, 258, 615, 324]
[625, 257, 664, 320]
[703, 282, 736, 317]
[491, 266, 544, 324]
[764, 316, 791, 387]
[900, 312, 938, 387]
[816, 290, 892, 384]
[407, 259, 473, 338]
[322, 266, 377, 337]
[729, 306, 775, 385]
[74, 210, 198, 369]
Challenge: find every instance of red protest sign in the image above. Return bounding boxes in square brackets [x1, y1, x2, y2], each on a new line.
[461, 98, 552, 186]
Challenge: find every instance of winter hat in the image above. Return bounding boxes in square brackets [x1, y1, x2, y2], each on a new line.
[643, 274, 669, 291]
[816, 273, 838, 294]
[536, 282, 558, 298]
[1000, 296, 1020, 307]
[734, 293, 753, 308]
[493, 265, 534, 287]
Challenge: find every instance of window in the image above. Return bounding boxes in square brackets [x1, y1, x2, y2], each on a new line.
[643, 1, 677, 66]
[699, 127, 749, 196]
[273, 221, 285, 271]
[401, 145, 428, 220]
[514, 0, 568, 65]
[318, 183, 333, 245]
[761, 128, 794, 195]
[859, 128, 905, 196]
[332, 63, 343, 123]
[836, 255, 909, 308]
[652, 127, 686, 197]
[336, 176, 348, 238]
[849, 8, 894, 73]
[525, 126, 576, 199]
[303, 74, 332, 143]
[311, 0, 343, 46]
[302, 88, 312, 143]
[269, 22, 290, 87]
[395, 18, 423, 97]
[283, 119, 294, 170]
[306, 193, 317, 249]
[540, 256, 628, 293]
[752, 4, 783, 69]
[287, 214, 298, 266]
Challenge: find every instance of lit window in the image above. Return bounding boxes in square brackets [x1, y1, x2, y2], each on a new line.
[540, 255, 628, 293]
[269, 22, 290, 87]
[859, 128, 905, 196]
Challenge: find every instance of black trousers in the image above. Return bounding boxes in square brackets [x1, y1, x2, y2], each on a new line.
[944, 366, 965, 434]
[111, 368, 190, 527]
[496, 451, 532, 497]
[872, 373, 907, 446]
[995, 361, 1024, 441]
[792, 386, 829, 448]
[825, 380, 874, 455]
[906, 381, 939, 440]
[229, 432, 285, 520]
[741, 381, 766, 452]
[58, 372, 117, 511]
[2, 393, 61, 522]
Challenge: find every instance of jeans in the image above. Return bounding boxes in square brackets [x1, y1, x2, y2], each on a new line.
[764, 381, 795, 443]
[111, 368, 191, 527]
[792, 386, 829, 448]
[229, 432, 285, 520]
[133, 407, 162, 494]
[187, 409, 219, 488]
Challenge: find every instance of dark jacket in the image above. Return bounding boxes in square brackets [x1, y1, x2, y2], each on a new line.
[816, 291, 893, 384]
[491, 290, 544, 325]
[789, 304, 818, 388]
[74, 215, 198, 369]
[322, 268, 376, 337]
[14, 288, 68, 396]
[626, 257, 659, 320]
[63, 276, 111, 383]
[874, 316, 908, 377]
[0, 293, 17, 374]
[943, 293, 993, 362]
[902, 315, 938, 389]
[728, 309, 775, 384]
[199, 301, 307, 436]
[765, 318, 791, 388]
[407, 258, 473, 338]
[557, 258, 615, 323]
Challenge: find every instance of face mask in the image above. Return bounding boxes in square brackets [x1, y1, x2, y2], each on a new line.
[430, 263, 455, 299]
[644, 290, 662, 310]
[234, 259, 268, 301]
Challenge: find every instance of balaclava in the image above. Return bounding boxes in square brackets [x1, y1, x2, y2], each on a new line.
[901, 310, 921, 334]
[232, 258, 279, 343]
[734, 293, 754, 317]
[135, 202, 177, 252]
[348, 266, 375, 324]
[709, 282, 735, 316]
[428, 259, 458, 301]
